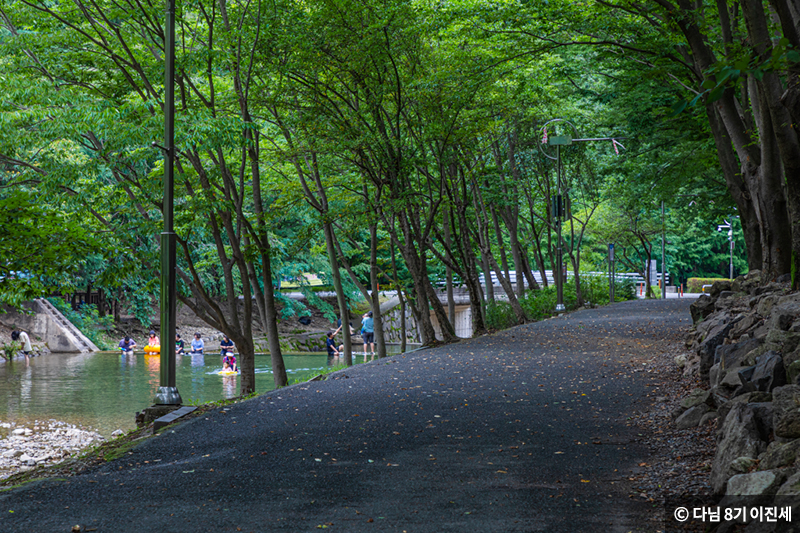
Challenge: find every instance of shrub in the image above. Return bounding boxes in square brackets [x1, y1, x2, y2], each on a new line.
[520, 286, 558, 321]
[687, 277, 730, 293]
[484, 300, 517, 330]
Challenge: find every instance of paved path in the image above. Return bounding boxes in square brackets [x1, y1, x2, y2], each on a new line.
[1, 299, 693, 532]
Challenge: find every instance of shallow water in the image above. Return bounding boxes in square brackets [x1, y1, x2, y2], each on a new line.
[0, 349, 390, 438]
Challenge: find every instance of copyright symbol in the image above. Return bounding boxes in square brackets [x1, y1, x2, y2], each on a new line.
[674, 507, 690, 522]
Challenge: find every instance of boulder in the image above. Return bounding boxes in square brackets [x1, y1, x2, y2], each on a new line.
[788, 360, 800, 384]
[700, 411, 719, 426]
[765, 328, 800, 355]
[716, 392, 772, 432]
[716, 338, 764, 370]
[733, 273, 766, 295]
[749, 402, 775, 441]
[711, 403, 768, 494]
[756, 295, 781, 318]
[681, 388, 716, 409]
[750, 351, 787, 392]
[725, 469, 787, 497]
[729, 313, 764, 340]
[774, 385, 800, 438]
[759, 439, 800, 470]
[700, 320, 735, 380]
[691, 294, 717, 323]
[776, 471, 800, 497]
[711, 280, 733, 297]
[676, 404, 712, 429]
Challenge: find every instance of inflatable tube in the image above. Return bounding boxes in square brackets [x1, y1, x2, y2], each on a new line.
[144, 345, 161, 354]
[218, 370, 239, 375]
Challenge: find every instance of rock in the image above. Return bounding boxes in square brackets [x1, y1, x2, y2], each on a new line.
[676, 404, 712, 429]
[773, 385, 800, 438]
[749, 402, 775, 441]
[691, 294, 717, 323]
[729, 313, 763, 340]
[717, 392, 773, 429]
[111, 429, 124, 438]
[711, 280, 733, 297]
[759, 439, 800, 470]
[1, 449, 21, 458]
[674, 354, 687, 369]
[710, 363, 722, 388]
[699, 411, 719, 426]
[716, 338, 764, 370]
[765, 328, 800, 355]
[776, 471, 800, 496]
[11, 429, 25, 436]
[725, 470, 787, 496]
[729, 456, 758, 475]
[699, 320, 735, 380]
[711, 403, 768, 495]
[757, 295, 780, 318]
[681, 388, 716, 409]
[788, 360, 800, 384]
[738, 365, 757, 385]
[750, 351, 787, 392]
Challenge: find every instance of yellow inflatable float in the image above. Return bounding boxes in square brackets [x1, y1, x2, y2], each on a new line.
[144, 345, 161, 354]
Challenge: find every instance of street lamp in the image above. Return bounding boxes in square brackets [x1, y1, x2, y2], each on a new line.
[717, 220, 734, 280]
[540, 119, 625, 314]
[153, 0, 181, 406]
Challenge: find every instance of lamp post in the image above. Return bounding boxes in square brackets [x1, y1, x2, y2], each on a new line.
[154, 0, 181, 406]
[717, 220, 734, 280]
[661, 200, 666, 299]
[540, 119, 625, 314]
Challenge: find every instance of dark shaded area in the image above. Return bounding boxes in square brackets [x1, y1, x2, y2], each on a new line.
[0, 299, 692, 532]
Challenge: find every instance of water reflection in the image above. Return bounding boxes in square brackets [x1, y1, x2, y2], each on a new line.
[0, 350, 385, 438]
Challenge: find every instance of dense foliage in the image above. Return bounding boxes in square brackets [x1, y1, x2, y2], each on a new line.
[2, 0, 795, 394]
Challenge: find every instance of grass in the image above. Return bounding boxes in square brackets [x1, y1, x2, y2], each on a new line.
[287, 364, 347, 386]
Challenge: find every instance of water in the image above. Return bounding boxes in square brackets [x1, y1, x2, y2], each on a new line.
[0, 350, 388, 438]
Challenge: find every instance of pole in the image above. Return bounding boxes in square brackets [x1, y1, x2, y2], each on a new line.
[661, 200, 666, 299]
[609, 243, 615, 303]
[155, 0, 181, 406]
[730, 235, 734, 280]
[555, 145, 565, 313]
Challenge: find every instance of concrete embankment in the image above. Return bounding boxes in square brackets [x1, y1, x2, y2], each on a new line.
[0, 298, 98, 353]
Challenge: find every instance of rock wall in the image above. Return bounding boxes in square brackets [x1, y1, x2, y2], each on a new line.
[678, 271, 800, 505]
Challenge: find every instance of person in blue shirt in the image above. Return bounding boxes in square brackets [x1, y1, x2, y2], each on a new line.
[326, 331, 343, 357]
[220, 334, 236, 372]
[119, 336, 137, 355]
[190, 332, 204, 354]
[361, 311, 375, 355]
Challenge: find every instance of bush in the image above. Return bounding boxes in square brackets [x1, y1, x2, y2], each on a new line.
[520, 286, 558, 321]
[687, 277, 730, 293]
[47, 298, 115, 350]
[484, 300, 517, 331]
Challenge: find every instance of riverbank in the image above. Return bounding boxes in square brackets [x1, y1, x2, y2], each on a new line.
[0, 419, 106, 480]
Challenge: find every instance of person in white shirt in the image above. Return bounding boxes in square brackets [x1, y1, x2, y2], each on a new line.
[11, 330, 32, 359]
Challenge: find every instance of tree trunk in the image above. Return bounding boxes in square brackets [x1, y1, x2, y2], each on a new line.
[323, 221, 352, 364]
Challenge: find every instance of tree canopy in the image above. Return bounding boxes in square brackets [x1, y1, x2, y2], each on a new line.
[2, 0, 796, 394]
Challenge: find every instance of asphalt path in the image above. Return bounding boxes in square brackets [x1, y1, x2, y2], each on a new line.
[1, 298, 693, 532]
